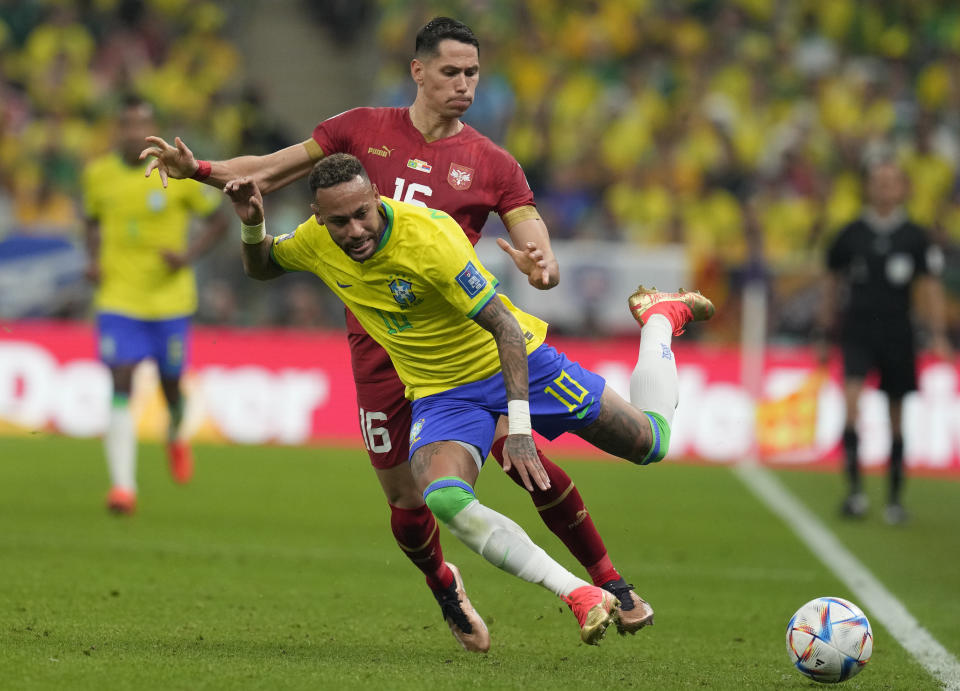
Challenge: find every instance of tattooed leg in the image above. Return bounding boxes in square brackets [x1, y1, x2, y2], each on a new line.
[573, 388, 657, 464]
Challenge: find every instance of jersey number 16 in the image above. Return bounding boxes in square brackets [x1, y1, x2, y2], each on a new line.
[393, 178, 432, 207]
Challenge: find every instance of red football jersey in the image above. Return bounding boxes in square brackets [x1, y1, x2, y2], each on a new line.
[311, 106, 537, 336]
[311, 107, 534, 245]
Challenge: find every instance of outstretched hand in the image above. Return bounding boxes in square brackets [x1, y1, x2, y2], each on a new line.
[500, 434, 550, 491]
[496, 237, 554, 289]
[160, 250, 188, 271]
[223, 177, 264, 226]
[140, 136, 199, 188]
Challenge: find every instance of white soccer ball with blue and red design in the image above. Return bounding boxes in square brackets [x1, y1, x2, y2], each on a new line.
[786, 596, 873, 683]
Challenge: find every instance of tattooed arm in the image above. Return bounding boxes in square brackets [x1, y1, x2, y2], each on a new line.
[472, 296, 549, 491]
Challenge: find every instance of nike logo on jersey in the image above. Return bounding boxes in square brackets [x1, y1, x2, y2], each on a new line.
[336, 281, 353, 288]
[575, 397, 595, 420]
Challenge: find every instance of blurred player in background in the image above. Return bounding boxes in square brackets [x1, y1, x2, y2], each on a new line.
[223, 154, 715, 645]
[83, 96, 227, 515]
[141, 17, 652, 648]
[817, 160, 952, 525]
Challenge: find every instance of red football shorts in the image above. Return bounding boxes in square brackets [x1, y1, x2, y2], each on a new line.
[348, 330, 412, 469]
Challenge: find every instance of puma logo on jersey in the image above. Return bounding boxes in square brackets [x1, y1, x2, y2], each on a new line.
[367, 144, 395, 158]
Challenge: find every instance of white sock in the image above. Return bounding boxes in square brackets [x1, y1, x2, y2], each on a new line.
[630, 313, 679, 426]
[105, 398, 136, 491]
[446, 500, 589, 598]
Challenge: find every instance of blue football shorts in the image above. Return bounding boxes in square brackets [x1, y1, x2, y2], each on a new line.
[408, 343, 606, 462]
[96, 312, 191, 377]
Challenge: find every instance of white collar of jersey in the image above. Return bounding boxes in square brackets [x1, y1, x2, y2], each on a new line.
[862, 207, 906, 234]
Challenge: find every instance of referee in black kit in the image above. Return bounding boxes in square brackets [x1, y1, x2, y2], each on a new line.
[816, 159, 953, 525]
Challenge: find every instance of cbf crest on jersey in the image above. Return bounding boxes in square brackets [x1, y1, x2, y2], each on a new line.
[389, 277, 418, 307]
[148, 190, 167, 212]
[447, 162, 474, 190]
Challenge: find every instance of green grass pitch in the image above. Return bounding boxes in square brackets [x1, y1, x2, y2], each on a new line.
[1, 436, 957, 690]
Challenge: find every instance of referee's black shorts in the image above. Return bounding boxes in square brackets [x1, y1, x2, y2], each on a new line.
[840, 321, 917, 398]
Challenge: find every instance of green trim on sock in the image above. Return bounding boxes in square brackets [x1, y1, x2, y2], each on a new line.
[638, 411, 671, 465]
[111, 393, 130, 407]
[423, 476, 476, 523]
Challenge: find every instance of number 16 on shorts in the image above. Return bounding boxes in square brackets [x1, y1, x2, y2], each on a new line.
[359, 408, 392, 453]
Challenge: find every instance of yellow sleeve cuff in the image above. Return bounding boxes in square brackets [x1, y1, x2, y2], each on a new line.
[302, 138, 324, 160]
[501, 205, 541, 230]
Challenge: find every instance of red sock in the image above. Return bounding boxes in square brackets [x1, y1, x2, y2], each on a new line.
[389, 504, 453, 591]
[639, 301, 693, 335]
[585, 554, 620, 586]
[491, 437, 620, 586]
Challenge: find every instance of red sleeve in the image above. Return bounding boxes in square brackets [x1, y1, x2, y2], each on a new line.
[492, 150, 536, 217]
[311, 108, 367, 157]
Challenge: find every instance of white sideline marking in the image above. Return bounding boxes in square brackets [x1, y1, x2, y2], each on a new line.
[735, 465, 960, 691]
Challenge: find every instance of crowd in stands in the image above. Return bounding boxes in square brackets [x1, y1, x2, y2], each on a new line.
[1, 1, 246, 233]
[376, 0, 960, 342]
[2, 0, 960, 342]
[0, 0, 308, 325]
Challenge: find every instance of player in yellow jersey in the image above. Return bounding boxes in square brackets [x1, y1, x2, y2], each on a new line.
[223, 154, 715, 646]
[141, 17, 657, 651]
[83, 97, 227, 514]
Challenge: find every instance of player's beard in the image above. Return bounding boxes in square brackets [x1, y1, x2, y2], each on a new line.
[345, 234, 378, 261]
[120, 143, 142, 166]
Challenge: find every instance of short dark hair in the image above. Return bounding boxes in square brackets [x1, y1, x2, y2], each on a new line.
[120, 93, 152, 115]
[414, 16, 479, 58]
[308, 153, 370, 194]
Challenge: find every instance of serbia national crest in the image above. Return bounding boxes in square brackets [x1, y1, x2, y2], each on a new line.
[447, 162, 474, 190]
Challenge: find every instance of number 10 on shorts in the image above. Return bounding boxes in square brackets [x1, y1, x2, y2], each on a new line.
[359, 408, 392, 453]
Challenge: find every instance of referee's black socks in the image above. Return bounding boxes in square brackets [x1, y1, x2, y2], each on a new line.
[842, 426, 861, 494]
[889, 436, 905, 505]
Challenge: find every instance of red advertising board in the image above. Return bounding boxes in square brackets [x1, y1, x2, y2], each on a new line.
[1, 321, 958, 473]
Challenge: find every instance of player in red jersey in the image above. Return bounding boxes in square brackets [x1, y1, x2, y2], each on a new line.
[140, 17, 653, 650]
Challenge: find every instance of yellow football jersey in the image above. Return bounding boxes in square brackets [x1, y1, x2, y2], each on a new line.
[82, 153, 221, 319]
[270, 198, 548, 399]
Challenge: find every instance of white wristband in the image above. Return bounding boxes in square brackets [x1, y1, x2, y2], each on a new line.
[507, 399, 532, 436]
[240, 220, 265, 244]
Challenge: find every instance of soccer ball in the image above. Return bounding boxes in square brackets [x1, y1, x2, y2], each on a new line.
[785, 596, 873, 683]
